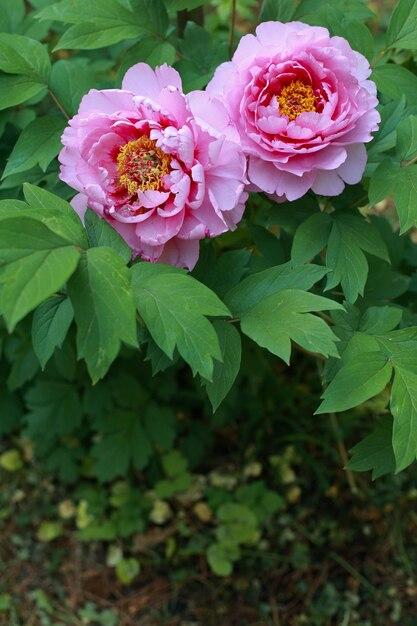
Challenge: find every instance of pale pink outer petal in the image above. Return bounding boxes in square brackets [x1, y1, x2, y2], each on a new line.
[122, 63, 182, 100]
[312, 171, 345, 196]
[335, 143, 367, 184]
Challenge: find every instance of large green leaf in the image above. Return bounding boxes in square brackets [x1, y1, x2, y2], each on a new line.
[325, 213, 389, 303]
[2, 115, 66, 178]
[0, 217, 80, 331]
[0, 33, 50, 81]
[68, 247, 137, 382]
[32, 295, 74, 369]
[23, 184, 88, 248]
[131, 262, 230, 381]
[49, 59, 95, 117]
[390, 367, 417, 472]
[205, 320, 241, 412]
[240, 289, 342, 363]
[25, 379, 82, 441]
[92, 410, 152, 481]
[347, 417, 396, 479]
[84, 209, 131, 264]
[0, 74, 46, 111]
[316, 352, 393, 413]
[225, 262, 328, 317]
[387, 0, 417, 50]
[369, 159, 417, 233]
[373, 64, 417, 106]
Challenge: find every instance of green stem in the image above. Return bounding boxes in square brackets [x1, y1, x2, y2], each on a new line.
[49, 89, 70, 121]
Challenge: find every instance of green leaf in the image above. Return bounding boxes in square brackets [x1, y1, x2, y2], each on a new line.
[358, 306, 403, 335]
[115, 558, 140, 585]
[0, 217, 80, 331]
[68, 247, 137, 382]
[295, 0, 373, 20]
[32, 295, 74, 368]
[176, 22, 228, 91]
[92, 410, 152, 480]
[2, 115, 66, 179]
[0, 391, 23, 435]
[0, 0, 25, 33]
[206, 320, 241, 412]
[23, 184, 88, 248]
[164, 0, 205, 9]
[225, 262, 328, 317]
[369, 159, 417, 233]
[387, 0, 417, 50]
[0, 74, 46, 111]
[396, 115, 417, 161]
[36, 0, 138, 25]
[84, 209, 131, 263]
[347, 417, 395, 479]
[391, 367, 417, 472]
[192, 248, 251, 299]
[143, 404, 176, 450]
[25, 380, 82, 441]
[260, 0, 295, 21]
[54, 21, 141, 50]
[316, 352, 393, 414]
[118, 37, 176, 78]
[131, 262, 230, 380]
[325, 213, 389, 303]
[373, 64, 417, 106]
[291, 212, 332, 265]
[49, 59, 95, 116]
[0, 33, 50, 81]
[240, 289, 342, 363]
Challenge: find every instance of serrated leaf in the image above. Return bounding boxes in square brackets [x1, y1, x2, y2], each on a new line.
[241, 289, 342, 363]
[325, 213, 389, 303]
[0, 217, 80, 331]
[32, 295, 74, 368]
[84, 209, 131, 263]
[206, 320, 241, 412]
[347, 417, 395, 479]
[225, 262, 328, 317]
[131, 262, 229, 381]
[2, 115, 66, 178]
[25, 380, 82, 441]
[316, 352, 393, 414]
[291, 212, 332, 265]
[92, 410, 152, 481]
[369, 159, 417, 233]
[68, 247, 137, 382]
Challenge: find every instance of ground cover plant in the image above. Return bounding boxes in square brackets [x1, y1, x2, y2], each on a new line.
[1, 0, 417, 623]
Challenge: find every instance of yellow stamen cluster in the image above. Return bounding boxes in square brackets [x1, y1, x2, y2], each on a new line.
[277, 80, 317, 121]
[116, 136, 171, 195]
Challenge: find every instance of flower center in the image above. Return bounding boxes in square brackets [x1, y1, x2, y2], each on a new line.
[116, 136, 171, 195]
[277, 80, 317, 121]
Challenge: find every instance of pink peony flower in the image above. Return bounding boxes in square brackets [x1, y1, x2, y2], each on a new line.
[59, 63, 248, 269]
[207, 21, 380, 201]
